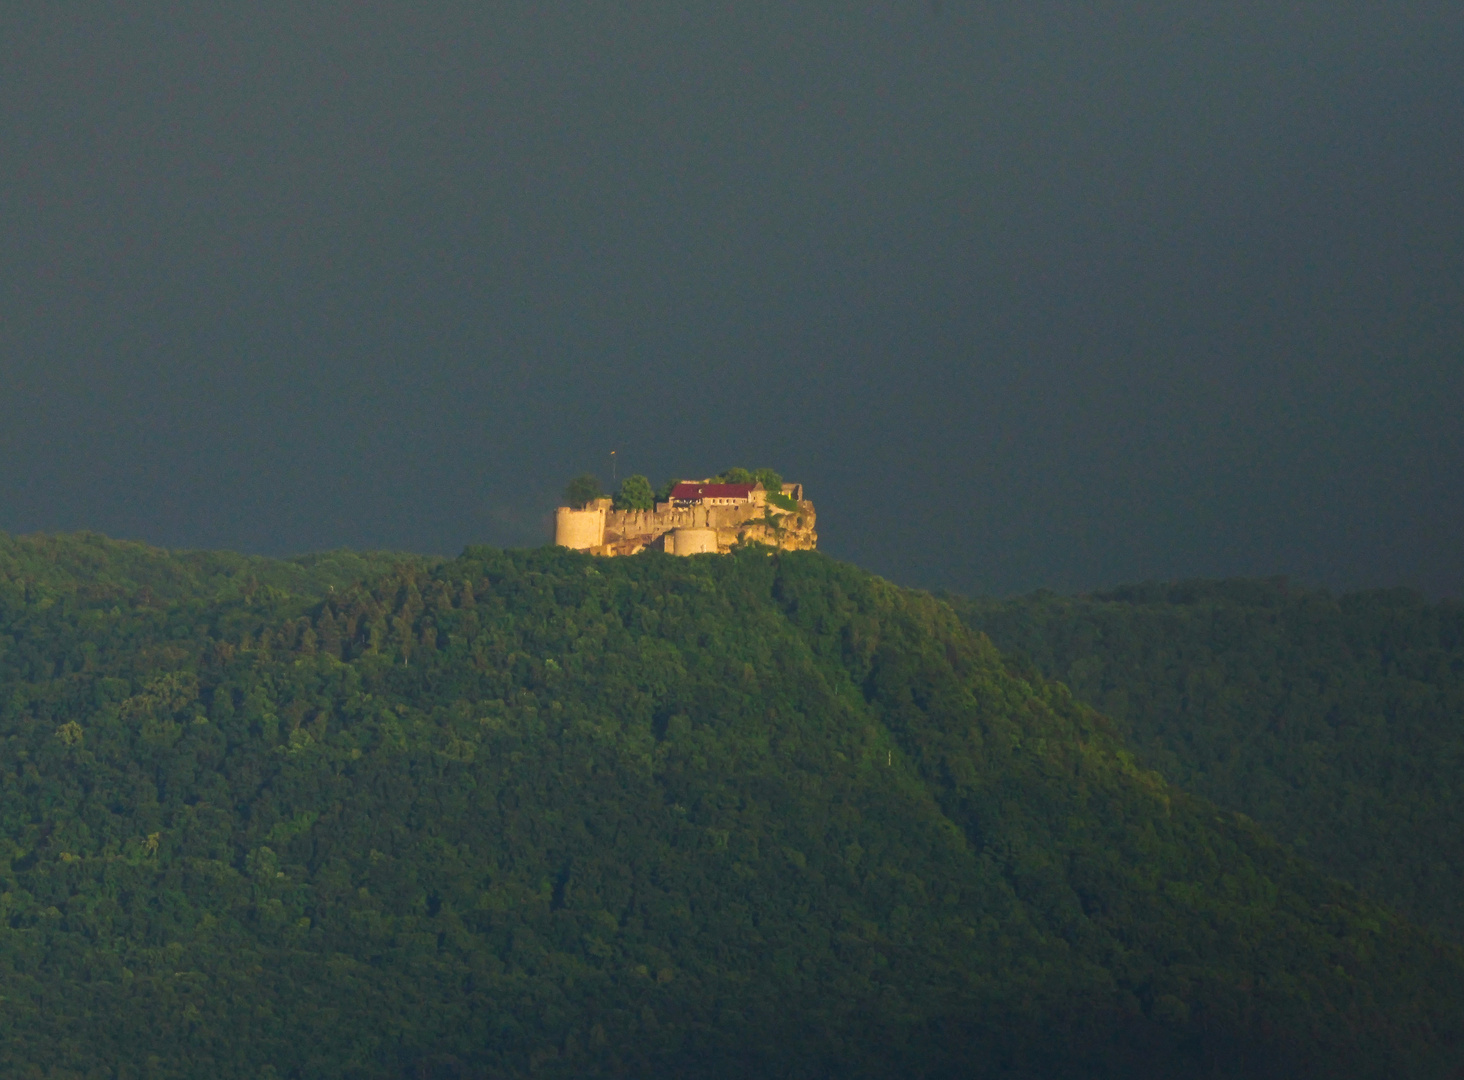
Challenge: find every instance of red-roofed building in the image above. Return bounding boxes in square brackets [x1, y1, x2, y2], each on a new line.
[669, 481, 761, 507]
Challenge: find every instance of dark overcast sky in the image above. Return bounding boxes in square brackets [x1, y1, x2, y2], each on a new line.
[3, 2, 1462, 597]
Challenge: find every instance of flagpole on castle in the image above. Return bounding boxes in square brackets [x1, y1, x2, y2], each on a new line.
[610, 450, 617, 485]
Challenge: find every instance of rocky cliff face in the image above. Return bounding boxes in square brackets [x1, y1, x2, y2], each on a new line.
[725, 503, 817, 554]
[593, 500, 817, 556]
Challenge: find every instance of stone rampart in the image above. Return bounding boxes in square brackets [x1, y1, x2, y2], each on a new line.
[555, 486, 817, 557]
[555, 507, 605, 550]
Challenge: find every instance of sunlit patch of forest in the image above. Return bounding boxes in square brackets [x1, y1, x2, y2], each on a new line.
[953, 580, 1464, 941]
[1, 533, 1461, 1078]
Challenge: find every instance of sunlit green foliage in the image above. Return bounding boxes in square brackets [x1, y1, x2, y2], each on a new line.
[613, 474, 655, 511]
[0, 537, 1461, 1078]
[706, 466, 783, 492]
[952, 579, 1464, 941]
[767, 491, 799, 512]
[650, 468, 784, 501]
[563, 474, 604, 509]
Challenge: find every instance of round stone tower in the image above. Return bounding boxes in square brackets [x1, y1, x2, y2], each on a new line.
[666, 527, 718, 556]
[555, 506, 605, 550]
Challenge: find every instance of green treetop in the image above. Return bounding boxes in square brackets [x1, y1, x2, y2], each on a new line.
[613, 474, 655, 511]
[708, 466, 783, 492]
[562, 473, 604, 509]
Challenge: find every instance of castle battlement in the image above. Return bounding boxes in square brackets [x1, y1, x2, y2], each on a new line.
[554, 480, 816, 557]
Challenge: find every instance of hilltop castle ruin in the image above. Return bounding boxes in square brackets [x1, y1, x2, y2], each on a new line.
[555, 480, 816, 556]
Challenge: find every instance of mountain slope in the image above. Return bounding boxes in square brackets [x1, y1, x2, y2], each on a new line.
[951, 580, 1464, 940]
[1, 536, 1461, 1078]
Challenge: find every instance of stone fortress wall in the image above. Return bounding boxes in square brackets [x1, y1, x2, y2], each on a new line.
[554, 481, 817, 557]
[553, 507, 608, 550]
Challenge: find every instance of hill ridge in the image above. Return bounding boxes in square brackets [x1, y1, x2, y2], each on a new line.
[0, 533, 1461, 1077]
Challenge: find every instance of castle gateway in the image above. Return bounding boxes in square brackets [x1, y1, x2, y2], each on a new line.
[555, 480, 815, 557]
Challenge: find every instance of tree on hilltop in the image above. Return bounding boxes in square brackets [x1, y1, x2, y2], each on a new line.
[613, 474, 654, 511]
[563, 474, 604, 509]
[753, 467, 783, 493]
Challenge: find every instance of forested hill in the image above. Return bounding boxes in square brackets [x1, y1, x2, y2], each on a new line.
[2, 535, 1463, 1078]
[951, 581, 1464, 942]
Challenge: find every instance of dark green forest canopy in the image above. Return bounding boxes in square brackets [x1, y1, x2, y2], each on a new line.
[950, 580, 1464, 943]
[1, 534, 1462, 1078]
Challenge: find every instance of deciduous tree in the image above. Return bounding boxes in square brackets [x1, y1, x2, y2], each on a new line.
[562, 473, 604, 509]
[614, 474, 654, 511]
